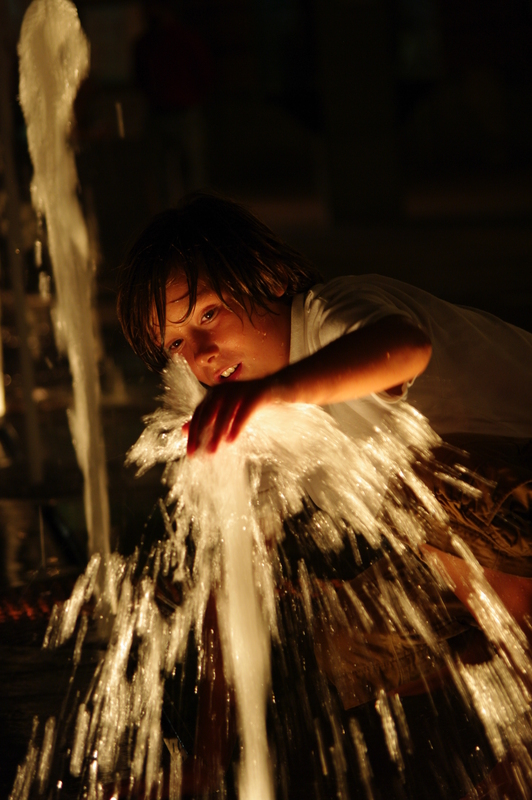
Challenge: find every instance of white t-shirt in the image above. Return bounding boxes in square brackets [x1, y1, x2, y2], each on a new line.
[290, 275, 532, 439]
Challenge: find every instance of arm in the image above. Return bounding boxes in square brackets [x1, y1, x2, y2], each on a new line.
[186, 315, 432, 455]
[266, 314, 431, 406]
[421, 544, 532, 633]
[420, 545, 532, 800]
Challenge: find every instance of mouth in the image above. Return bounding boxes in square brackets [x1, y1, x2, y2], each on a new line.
[218, 363, 242, 382]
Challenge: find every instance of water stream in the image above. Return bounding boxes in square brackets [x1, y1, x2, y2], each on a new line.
[9, 1, 532, 797]
[10, 356, 532, 799]
[18, 0, 110, 558]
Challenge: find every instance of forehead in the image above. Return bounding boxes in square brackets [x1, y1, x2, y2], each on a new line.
[162, 272, 221, 332]
[165, 270, 193, 305]
[165, 269, 219, 307]
[149, 270, 190, 336]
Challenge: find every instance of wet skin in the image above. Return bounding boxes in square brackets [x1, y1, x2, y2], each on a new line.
[161, 274, 291, 454]
[158, 277, 531, 800]
[159, 273, 433, 456]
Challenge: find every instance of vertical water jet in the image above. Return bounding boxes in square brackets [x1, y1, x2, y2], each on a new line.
[18, 0, 110, 557]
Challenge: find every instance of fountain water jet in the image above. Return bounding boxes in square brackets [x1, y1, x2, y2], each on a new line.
[10, 357, 532, 798]
[18, 0, 110, 557]
[10, 4, 532, 794]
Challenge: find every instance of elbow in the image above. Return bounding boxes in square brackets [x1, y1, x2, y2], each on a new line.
[403, 321, 432, 377]
[382, 316, 432, 379]
[396, 330, 431, 384]
[381, 336, 431, 397]
[416, 338, 432, 376]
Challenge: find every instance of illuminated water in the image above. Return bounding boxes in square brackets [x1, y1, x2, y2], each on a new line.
[11, 358, 532, 799]
[10, 1, 532, 796]
[18, 0, 110, 557]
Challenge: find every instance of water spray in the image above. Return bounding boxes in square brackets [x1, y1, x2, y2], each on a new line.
[18, 0, 110, 557]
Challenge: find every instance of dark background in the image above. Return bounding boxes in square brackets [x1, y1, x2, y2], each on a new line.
[0, 1, 531, 795]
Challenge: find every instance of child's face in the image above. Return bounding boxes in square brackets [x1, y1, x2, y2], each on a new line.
[159, 273, 292, 386]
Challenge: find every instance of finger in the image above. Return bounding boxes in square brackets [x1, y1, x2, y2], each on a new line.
[207, 398, 241, 453]
[188, 393, 224, 455]
[186, 406, 201, 455]
[187, 399, 211, 455]
[226, 395, 260, 443]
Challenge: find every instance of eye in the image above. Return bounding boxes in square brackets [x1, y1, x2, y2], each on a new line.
[201, 307, 217, 323]
[168, 339, 183, 353]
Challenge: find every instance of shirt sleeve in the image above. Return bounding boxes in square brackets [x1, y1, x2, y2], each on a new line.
[310, 277, 427, 348]
[307, 277, 429, 402]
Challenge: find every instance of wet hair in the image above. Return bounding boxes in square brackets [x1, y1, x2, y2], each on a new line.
[117, 191, 322, 372]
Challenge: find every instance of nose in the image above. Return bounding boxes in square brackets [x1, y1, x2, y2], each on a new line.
[193, 332, 219, 366]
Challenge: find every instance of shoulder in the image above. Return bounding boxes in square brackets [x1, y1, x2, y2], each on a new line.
[303, 274, 426, 331]
[303, 275, 374, 305]
[304, 274, 423, 309]
[293, 275, 437, 355]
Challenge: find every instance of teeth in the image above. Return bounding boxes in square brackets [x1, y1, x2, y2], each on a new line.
[221, 365, 238, 378]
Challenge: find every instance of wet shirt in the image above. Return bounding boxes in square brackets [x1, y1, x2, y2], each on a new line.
[290, 275, 532, 438]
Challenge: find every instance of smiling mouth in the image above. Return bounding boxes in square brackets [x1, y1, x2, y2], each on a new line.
[219, 364, 241, 381]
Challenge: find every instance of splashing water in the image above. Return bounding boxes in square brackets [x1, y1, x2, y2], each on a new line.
[18, 0, 110, 557]
[10, 5, 532, 786]
[11, 356, 532, 799]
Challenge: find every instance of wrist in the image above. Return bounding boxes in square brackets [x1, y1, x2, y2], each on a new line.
[262, 367, 299, 405]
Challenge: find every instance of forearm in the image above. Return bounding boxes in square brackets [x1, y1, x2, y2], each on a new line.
[422, 544, 532, 632]
[269, 316, 432, 407]
[185, 316, 432, 454]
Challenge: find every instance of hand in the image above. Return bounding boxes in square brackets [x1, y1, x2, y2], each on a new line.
[184, 378, 276, 456]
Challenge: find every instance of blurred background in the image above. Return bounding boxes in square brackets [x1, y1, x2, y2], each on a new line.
[0, 0, 531, 793]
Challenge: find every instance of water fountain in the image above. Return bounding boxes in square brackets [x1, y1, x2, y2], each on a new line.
[9, 354, 532, 799]
[9, 2, 532, 798]
[18, 0, 110, 558]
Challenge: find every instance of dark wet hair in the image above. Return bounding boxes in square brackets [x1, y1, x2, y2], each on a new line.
[117, 191, 322, 371]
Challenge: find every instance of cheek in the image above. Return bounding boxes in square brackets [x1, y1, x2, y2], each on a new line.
[221, 315, 247, 346]
[176, 347, 197, 373]
[185, 359, 205, 382]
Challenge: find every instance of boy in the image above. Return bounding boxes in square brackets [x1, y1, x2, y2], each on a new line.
[118, 192, 532, 449]
[118, 191, 532, 793]
[118, 189, 532, 591]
